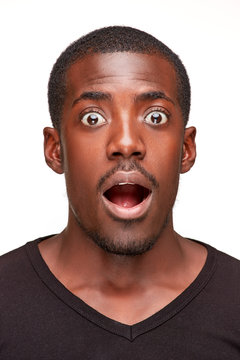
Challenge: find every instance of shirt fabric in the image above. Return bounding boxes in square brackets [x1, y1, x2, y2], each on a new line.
[0, 236, 240, 359]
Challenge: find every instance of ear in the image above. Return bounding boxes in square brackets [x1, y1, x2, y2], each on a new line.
[43, 127, 63, 174]
[181, 126, 197, 174]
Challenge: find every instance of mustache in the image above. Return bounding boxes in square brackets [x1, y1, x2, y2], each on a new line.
[97, 160, 159, 193]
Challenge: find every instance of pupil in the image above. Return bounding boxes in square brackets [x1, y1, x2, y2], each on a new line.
[151, 113, 162, 124]
[88, 114, 98, 125]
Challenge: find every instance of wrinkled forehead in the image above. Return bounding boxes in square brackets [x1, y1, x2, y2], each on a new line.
[65, 52, 179, 100]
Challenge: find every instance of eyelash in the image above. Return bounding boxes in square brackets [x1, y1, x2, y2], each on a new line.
[144, 107, 170, 125]
[79, 108, 105, 118]
[79, 108, 107, 126]
[145, 106, 170, 117]
[78, 106, 170, 127]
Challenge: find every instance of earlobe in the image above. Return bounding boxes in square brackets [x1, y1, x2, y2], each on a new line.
[43, 127, 63, 174]
[181, 126, 197, 174]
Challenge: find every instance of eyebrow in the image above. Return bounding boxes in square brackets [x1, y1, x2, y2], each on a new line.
[135, 91, 175, 104]
[72, 91, 112, 107]
[72, 90, 174, 107]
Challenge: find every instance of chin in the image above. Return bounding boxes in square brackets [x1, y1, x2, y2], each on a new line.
[85, 228, 161, 256]
[72, 196, 171, 256]
[77, 214, 168, 256]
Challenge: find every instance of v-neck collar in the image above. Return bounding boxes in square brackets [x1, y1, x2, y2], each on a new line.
[25, 236, 217, 341]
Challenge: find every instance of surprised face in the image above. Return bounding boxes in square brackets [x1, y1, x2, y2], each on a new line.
[44, 52, 196, 255]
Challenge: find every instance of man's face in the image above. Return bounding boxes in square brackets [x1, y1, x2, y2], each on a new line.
[45, 52, 196, 255]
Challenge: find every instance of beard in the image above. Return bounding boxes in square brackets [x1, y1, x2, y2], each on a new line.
[68, 159, 174, 256]
[73, 210, 170, 256]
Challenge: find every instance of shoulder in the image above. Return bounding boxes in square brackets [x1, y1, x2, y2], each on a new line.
[0, 236, 53, 277]
[0, 242, 38, 291]
[215, 247, 240, 274]
[194, 239, 240, 275]
[189, 240, 240, 303]
[0, 244, 28, 274]
[0, 244, 33, 314]
[201, 243, 240, 310]
[213, 247, 240, 285]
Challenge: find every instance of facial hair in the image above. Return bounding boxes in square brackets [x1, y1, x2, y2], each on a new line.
[71, 159, 171, 256]
[74, 212, 170, 256]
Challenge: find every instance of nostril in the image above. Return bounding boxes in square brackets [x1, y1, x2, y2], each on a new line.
[132, 151, 142, 157]
[112, 151, 142, 158]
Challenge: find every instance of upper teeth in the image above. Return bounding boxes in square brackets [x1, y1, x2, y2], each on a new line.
[118, 182, 135, 186]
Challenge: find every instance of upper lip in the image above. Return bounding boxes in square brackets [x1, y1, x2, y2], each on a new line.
[100, 171, 153, 195]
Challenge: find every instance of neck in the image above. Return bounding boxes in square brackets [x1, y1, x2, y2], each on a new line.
[38, 212, 207, 325]
[39, 211, 188, 290]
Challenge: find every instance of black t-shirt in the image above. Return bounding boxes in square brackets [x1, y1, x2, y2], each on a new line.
[0, 237, 240, 359]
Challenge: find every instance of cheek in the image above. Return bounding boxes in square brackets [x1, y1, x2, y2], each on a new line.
[61, 136, 100, 202]
[62, 128, 104, 173]
[146, 132, 183, 179]
[147, 132, 183, 211]
[151, 141, 182, 214]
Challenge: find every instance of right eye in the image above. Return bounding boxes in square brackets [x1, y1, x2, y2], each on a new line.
[81, 112, 107, 127]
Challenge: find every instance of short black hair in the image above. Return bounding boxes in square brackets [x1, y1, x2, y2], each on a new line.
[48, 26, 190, 130]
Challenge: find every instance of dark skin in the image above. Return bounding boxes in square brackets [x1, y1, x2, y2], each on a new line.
[41, 52, 207, 325]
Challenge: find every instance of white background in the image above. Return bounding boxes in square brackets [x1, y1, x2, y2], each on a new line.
[0, 0, 239, 257]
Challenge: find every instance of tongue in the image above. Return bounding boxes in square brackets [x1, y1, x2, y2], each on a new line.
[105, 184, 144, 208]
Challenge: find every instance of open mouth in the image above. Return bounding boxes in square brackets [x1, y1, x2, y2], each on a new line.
[103, 183, 151, 208]
[100, 171, 153, 220]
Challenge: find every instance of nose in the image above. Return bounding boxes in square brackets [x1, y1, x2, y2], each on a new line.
[106, 116, 146, 160]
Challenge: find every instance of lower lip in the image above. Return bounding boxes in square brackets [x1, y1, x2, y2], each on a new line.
[102, 193, 152, 220]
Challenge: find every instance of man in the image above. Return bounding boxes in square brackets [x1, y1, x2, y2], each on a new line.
[1, 26, 240, 359]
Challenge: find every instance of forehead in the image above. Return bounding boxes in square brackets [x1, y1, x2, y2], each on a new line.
[65, 52, 178, 104]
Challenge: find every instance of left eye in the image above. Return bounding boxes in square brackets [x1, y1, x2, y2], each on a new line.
[144, 110, 168, 125]
[81, 112, 106, 127]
